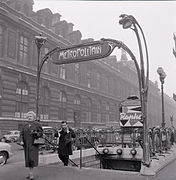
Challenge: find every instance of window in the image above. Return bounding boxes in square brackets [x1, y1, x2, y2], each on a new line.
[19, 35, 29, 66]
[39, 87, 50, 120]
[15, 81, 29, 118]
[23, 4, 29, 17]
[74, 95, 81, 105]
[60, 65, 66, 79]
[0, 25, 3, 57]
[58, 91, 67, 120]
[8, 31, 16, 58]
[0, 78, 2, 116]
[75, 63, 80, 83]
[32, 44, 37, 66]
[42, 48, 51, 74]
[58, 107, 67, 120]
[104, 76, 109, 93]
[59, 91, 67, 103]
[105, 102, 110, 111]
[97, 100, 101, 122]
[87, 69, 91, 88]
[15, 2, 21, 11]
[105, 102, 110, 123]
[105, 114, 110, 122]
[96, 72, 101, 90]
[45, 17, 50, 28]
[85, 98, 92, 122]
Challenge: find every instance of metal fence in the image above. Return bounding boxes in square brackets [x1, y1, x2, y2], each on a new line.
[148, 127, 176, 157]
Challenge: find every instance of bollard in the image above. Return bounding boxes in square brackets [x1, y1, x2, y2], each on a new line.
[79, 136, 83, 169]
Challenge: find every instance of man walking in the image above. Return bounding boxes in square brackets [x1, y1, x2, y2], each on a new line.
[56, 121, 76, 166]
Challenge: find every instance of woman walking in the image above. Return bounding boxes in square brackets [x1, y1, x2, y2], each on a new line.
[21, 111, 43, 180]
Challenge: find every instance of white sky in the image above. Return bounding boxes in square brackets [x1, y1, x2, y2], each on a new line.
[33, 0, 176, 97]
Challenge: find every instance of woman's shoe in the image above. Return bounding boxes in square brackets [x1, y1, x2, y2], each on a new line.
[29, 175, 34, 180]
[29, 172, 34, 180]
[26, 175, 30, 179]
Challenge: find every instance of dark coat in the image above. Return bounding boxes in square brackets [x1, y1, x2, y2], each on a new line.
[21, 121, 43, 167]
[58, 128, 76, 155]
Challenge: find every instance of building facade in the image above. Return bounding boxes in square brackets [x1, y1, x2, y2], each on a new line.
[0, 0, 176, 134]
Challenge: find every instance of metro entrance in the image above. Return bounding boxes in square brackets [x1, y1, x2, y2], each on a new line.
[35, 33, 149, 167]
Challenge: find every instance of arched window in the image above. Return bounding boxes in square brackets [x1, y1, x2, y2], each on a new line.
[39, 86, 50, 120]
[0, 77, 3, 116]
[85, 98, 92, 122]
[0, 25, 3, 57]
[58, 90, 67, 120]
[105, 102, 110, 122]
[15, 81, 29, 118]
[97, 100, 101, 123]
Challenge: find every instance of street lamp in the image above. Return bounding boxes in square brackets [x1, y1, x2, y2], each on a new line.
[157, 67, 167, 128]
[119, 14, 150, 167]
[35, 34, 47, 121]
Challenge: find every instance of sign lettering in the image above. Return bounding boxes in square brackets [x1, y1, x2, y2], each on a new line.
[58, 45, 102, 60]
[120, 112, 142, 121]
[53, 41, 111, 65]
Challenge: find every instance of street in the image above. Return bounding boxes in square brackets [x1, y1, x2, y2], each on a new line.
[1, 159, 176, 180]
[1, 143, 176, 180]
[8, 143, 24, 165]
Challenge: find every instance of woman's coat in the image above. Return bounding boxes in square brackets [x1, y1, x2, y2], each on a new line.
[21, 121, 43, 167]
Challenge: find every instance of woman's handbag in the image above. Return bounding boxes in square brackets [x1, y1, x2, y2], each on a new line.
[33, 137, 45, 145]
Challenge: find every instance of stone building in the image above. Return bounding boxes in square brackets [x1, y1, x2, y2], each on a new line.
[0, 0, 176, 133]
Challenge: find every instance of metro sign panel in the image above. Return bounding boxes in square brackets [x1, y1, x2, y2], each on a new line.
[52, 41, 111, 65]
[120, 105, 143, 128]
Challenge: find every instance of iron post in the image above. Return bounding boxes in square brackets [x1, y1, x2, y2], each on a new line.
[157, 67, 166, 128]
[35, 34, 47, 121]
[119, 14, 150, 166]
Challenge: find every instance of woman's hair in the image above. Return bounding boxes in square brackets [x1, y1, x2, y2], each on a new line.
[26, 111, 36, 119]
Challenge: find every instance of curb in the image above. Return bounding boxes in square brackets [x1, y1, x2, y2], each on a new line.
[140, 146, 176, 176]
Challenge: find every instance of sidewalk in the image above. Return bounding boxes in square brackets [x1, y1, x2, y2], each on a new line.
[140, 144, 176, 176]
[39, 145, 176, 176]
[1, 145, 176, 180]
[0, 163, 143, 180]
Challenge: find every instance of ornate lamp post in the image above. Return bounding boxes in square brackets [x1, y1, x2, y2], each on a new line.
[157, 67, 167, 128]
[35, 34, 47, 121]
[119, 14, 150, 166]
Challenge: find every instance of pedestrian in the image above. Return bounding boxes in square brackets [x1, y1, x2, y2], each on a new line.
[170, 129, 175, 145]
[21, 111, 43, 180]
[55, 121, 76, 166]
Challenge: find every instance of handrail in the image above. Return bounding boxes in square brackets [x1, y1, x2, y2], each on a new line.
[83, 136, 114, 170]
[41, 136, 79, 167]
[68, 159, 79, 167]
[83, 137, 102, 155]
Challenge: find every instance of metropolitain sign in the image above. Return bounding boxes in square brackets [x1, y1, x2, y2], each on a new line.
[52, 41, 112, 65]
